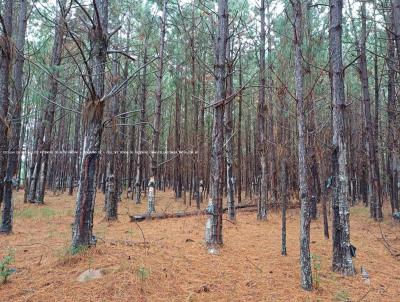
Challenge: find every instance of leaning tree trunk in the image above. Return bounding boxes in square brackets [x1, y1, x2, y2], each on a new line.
[329, 0, 355, 276]
[0, 0, 13, 205]
[292, 0, 313, 291]
[1, 0, 27, 233]
[257, 0, 267, 220]
[71, 0, 109, 249]
[205, 0, 228, 248]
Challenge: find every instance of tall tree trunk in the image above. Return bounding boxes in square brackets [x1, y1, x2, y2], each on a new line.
[257, 0, 267, 220]
[237, 42, 243, 205]
[174, 68, 182, 199]
[0, 0, 13, 205]
[329, 0, 355, 276]
[105, 54, 120, 221]
[386, 20, 399, 213]
[292, 0, 312, 290]
[68, 102, 82, 196]
[72, 0, 109, 249]
[305, 1, 321, 220]
[392, 0, 400, 63]
[359, 2, 382, 220]
[135, 36, 148, 204]
[226, 34, 235, 221]
[205, 0, 228, 248]
[281, 159, 287, 256]
[149, 0, 167, 213]
[1, 0, 27, 233]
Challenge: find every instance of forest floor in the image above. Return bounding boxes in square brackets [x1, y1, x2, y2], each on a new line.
[0, 190, 399, 302]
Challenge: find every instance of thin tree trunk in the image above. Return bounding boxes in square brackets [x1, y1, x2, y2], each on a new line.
[386, 20, 399, 213]
[149, 0, 167, 213]
[135, 37, 148, 204]
[105, 54, 120, 221]
[174, 67, 182, 199]
[359, 2, 382, 220]
[257, 0, 267, 220]
[281, 159, 287, 256]
[237, 42, 243, 205]
[226, 35, 235, 221]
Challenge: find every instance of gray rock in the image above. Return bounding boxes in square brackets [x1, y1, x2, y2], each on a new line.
[77, 269, 103, 282]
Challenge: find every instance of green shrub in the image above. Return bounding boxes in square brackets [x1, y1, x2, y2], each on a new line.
[0, 249, 15, 284]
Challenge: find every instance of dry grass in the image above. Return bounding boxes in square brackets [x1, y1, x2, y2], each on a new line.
[0, 190, 399, 301]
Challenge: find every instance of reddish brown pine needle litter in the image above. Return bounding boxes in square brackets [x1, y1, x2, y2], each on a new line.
[0, 191, 399, 301]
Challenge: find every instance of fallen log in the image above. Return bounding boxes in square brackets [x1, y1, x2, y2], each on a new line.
[130, 202, 300, 222]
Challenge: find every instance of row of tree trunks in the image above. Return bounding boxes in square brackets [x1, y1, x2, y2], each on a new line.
[27, 0, 67, 204]
[359, 2, 382, 220]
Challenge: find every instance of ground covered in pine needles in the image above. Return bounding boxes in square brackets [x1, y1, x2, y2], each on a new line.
[0, 190, 399, 302]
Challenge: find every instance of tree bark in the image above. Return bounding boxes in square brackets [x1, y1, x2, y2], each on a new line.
[72, 0, 109, 249]
[149, 0, 167, 212]
[0, 0, 13, 205]
[105, 53, 120, 221]
[1, 0, 27, 233]
[135, 36, 148, 204]
[329, 0, 355, 276]
[205, 0, 228, 247]
[386, 21, 399, 213]
[257, 0, 267, 220]
[292, 0, 313, 290]
[226, 34, 235, 221]
[281, 159, 287, 256]
[359, 2, 382, 220]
